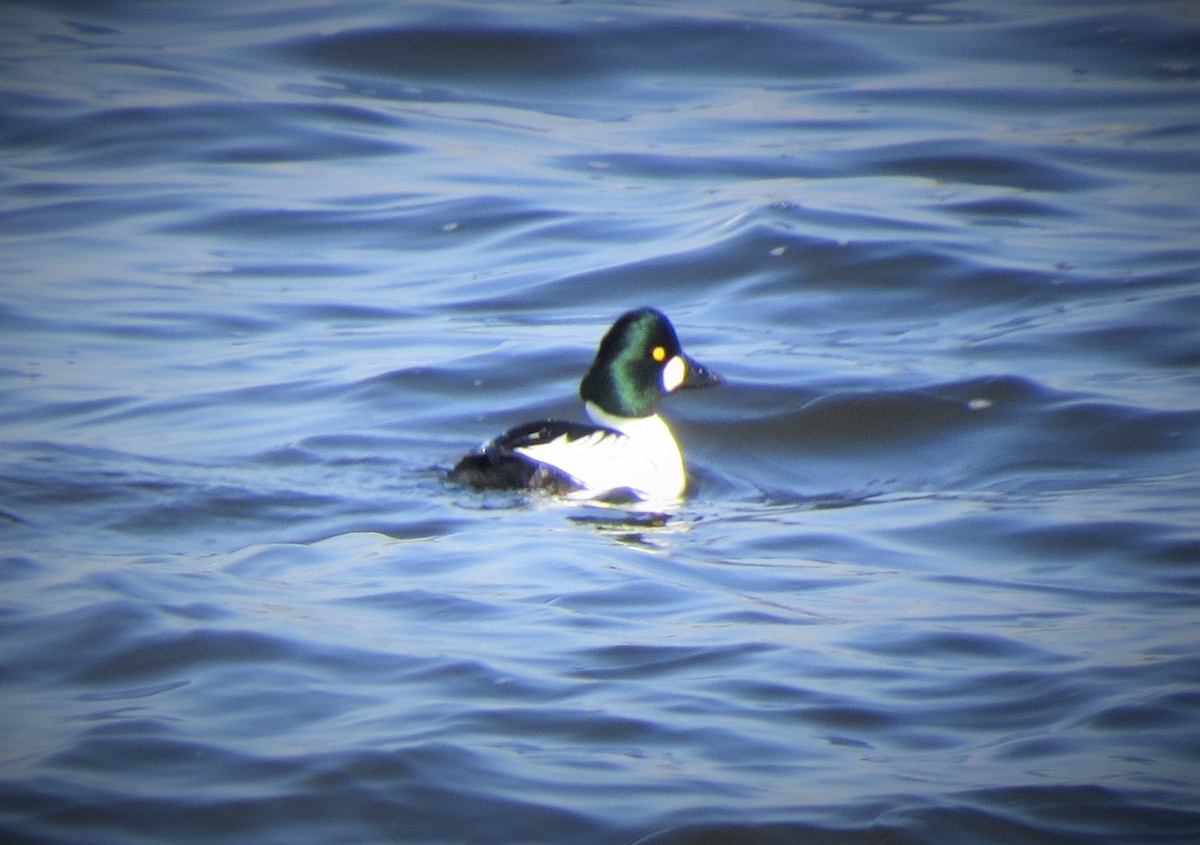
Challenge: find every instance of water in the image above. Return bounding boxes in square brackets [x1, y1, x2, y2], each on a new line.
[2, 0, 1199, 842]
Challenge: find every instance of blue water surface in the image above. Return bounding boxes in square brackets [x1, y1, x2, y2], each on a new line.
[2, 1, 1199, 843]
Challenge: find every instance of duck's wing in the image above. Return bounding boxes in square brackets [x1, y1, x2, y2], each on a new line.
[448, 420, 621, 494]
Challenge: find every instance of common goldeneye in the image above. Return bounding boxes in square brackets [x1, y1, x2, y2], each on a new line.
[448, 308, 722, 503]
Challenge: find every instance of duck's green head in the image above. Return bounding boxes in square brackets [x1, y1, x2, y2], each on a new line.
[579, 308, 722, 418]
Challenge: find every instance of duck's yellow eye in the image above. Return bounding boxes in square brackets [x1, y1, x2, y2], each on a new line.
[652, 345, 667, 362]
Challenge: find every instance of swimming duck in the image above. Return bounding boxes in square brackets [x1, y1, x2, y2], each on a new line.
[448, 308, 721, 502]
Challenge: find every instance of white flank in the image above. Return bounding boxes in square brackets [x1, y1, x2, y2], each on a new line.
[514, 402, 687, 502]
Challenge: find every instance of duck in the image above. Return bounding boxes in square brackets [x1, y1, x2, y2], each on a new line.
[448, 308, 722, 503]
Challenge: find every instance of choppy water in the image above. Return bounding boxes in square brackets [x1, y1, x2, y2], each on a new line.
[3, 1, 1200, 842]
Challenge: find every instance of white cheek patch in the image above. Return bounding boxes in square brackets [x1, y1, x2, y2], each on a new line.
[661, 355, 686, 393]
